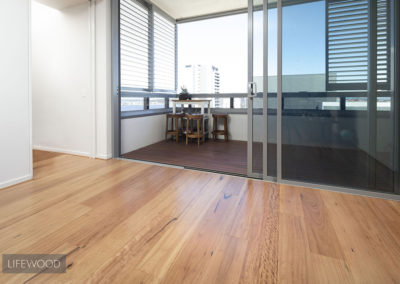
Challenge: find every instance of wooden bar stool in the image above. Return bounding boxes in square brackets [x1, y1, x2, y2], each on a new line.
[212, 114, 228, 141]
[165, 113, 184, 142]
[184, 114, 204, 146]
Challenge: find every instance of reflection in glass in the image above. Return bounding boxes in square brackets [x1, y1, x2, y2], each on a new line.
[280, 0, 397, 193]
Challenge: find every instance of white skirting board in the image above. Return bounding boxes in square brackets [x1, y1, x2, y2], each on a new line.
[0, 174, 33, 190]
[33, 145, 91, 157]
[96, 153, 113, 160]
[33, 145, 112, 160]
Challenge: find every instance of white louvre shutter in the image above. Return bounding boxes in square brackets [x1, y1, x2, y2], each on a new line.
[376, 0, 391, 88]
[120, 0, 150, 90]
[327, 0, 391, 91]
[153, 11, 176, 92]
[327, 0, 369, 90]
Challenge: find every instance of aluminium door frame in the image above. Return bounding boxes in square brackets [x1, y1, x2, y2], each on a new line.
[111, 0, 121, 158]
[247, 0, 271, 180]
[394, 0, 400, 195]
[263, 0, 270, 180]
[247, 0, 253, 176]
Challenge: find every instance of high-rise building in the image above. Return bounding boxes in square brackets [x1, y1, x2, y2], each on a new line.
[182, 64, 219, 93]
[181, 64, 227, 107]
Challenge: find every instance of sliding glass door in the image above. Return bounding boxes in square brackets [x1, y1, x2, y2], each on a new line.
[248, 0, 264, 178]
[249, 0, 399, 195]
[248, 0, 278, 180]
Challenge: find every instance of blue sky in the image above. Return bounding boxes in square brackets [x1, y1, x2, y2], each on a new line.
[178, 0, 325, 93]
[281, 1, 326, 75]
[178, 13, 248, 93]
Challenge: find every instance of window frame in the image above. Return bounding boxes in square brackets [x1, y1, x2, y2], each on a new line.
[120, 0, 394, 118]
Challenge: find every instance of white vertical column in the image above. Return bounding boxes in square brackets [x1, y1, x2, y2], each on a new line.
[90, 0, 97, 159]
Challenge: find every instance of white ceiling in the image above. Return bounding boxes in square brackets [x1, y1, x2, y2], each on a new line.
[149, 0, 248, 20]
[33, 0, 88, 10]
[33, 0, 249, 19]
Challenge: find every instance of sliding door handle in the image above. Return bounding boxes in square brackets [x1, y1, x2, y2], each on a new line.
[248, 82, 257, 98]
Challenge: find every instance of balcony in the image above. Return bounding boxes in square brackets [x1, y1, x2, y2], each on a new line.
[120, 89, 393, 192]
[116, 0, 399, 195]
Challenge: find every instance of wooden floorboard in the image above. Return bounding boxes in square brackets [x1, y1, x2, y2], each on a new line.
[0, 151, 399, 283]
[122, 139, 251, 175]
[33, 150, 62, 163]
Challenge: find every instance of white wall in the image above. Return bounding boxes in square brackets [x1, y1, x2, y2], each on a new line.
[32, 2, 92, 156]
[0, 0, 32, 188]
[226, 114, 247, 141]
[121, 114, 245, 154]
[121, 115, 166, 154]
[95, 0, 112, 159]
[32, 0, 112, 159]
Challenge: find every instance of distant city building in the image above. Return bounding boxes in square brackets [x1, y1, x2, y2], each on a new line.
[182, 64, 228, 108]
[182, 64, 220, 93]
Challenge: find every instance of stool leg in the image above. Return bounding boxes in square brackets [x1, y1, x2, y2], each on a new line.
[197, 120, 200, 147]
[202, 118, 205, 143]
[179, 117, 182, 141]
[213, 117, 216, 140]
[175, 117, 179, 142]
[190, 120, 193, 144]
[165, 116, 168, 140]
[224, 117, 228, 141]
[186, 119, 189, 145]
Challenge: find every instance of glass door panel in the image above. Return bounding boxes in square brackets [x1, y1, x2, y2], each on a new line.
[248, 0, 278, 180]
[249, 0, 398, 194]
[279, 0, 398, 193]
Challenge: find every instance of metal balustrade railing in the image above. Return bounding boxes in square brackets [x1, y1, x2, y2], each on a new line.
[120, 90, 392, 119]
